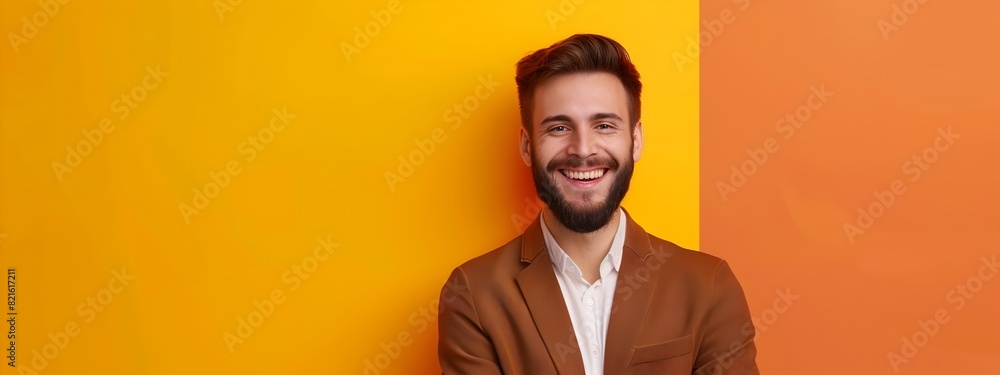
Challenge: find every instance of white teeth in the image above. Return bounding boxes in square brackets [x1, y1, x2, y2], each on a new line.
[564, 169, 605, 181]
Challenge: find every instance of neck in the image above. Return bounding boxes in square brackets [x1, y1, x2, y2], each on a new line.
[542, 207, 621, 280]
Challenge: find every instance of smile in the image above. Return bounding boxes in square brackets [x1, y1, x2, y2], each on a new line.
[558, 168, 609, 186]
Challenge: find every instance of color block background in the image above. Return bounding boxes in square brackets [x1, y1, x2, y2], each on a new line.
[701, 0, 999, 374]
[0, 1, 697, 373]
[3, 0, 997, 374]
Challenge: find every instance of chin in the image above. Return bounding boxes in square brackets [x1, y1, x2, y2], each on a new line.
[562, 195, 607, 210]
[531, 154, 633, 233]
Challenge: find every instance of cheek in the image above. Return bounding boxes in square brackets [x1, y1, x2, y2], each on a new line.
[532, 143, 563, 166]
[605, 143, 630, 162]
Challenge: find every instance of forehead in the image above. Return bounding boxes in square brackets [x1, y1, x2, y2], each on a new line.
[532, 72, 628, 123]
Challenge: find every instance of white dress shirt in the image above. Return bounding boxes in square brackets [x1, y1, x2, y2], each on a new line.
[539, 208, 626, 375]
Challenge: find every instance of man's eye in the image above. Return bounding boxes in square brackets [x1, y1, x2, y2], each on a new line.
[598, 123, 612, 129]
[551, 126, 568, 132]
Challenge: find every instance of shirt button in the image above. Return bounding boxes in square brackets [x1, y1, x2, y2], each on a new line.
[586, 299, 594, 306]
[592, 350, 599, 357]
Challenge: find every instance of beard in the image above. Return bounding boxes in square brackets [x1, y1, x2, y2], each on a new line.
[531, 151, 634, 233]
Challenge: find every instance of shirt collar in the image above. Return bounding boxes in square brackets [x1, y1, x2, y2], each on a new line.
[540, 208, 627, 276]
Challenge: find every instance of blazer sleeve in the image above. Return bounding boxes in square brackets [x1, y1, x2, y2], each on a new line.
[438, 267, 503, 375]
[693, 260, 760, 375]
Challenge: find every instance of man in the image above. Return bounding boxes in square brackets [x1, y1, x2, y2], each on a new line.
[438, 34, 759, 375]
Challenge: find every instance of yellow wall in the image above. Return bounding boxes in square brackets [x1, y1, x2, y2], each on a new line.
[0, 0, 697, 373]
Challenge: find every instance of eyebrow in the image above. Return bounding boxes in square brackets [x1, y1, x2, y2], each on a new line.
[540, 112, 624, 125]
[591, 112, 624, 122]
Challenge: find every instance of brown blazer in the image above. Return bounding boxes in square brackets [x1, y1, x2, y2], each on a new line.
[438, 208, 759, 375]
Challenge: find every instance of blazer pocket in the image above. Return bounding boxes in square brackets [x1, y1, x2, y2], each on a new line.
[629, 334, 693, 365]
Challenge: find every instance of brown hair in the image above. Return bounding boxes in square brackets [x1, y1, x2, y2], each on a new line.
[515, 34, 642, 131]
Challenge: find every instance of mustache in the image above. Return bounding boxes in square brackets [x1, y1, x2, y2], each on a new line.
[546, 156, 620, 172]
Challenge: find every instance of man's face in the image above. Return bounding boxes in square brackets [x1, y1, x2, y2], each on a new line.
[520, 72, 643, 233]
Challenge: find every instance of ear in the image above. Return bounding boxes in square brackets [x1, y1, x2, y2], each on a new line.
[632, 121, 644, 162]
[519, 127, 532, 166]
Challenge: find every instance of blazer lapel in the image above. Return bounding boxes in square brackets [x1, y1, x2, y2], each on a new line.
[603, 209, 657, 372]
[514, 215, 586, 375]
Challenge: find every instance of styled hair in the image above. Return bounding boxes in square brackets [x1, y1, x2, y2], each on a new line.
[515, 34, 642, 131]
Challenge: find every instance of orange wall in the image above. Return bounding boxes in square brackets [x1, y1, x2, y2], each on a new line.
[701, 0, 1000, 373]
[0, 1, 697, 373]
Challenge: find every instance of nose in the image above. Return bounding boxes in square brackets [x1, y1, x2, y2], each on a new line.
[567, 128, 598, 158]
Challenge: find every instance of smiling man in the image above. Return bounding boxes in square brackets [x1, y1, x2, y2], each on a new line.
[438, 34, 759, 375]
